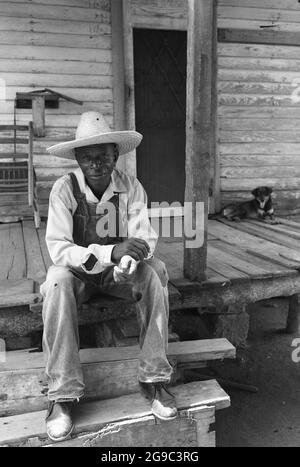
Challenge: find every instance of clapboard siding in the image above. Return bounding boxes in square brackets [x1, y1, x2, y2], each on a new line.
[0, 45, 111, 62]
[0, 1, 111, 21]
[0, 17, 111, 35]
[0, 73, 112, 88]
[0, 0, 114, 216]
[218, 0, 300, 10]
[131, 0, 188, 30]
[218, 39, 300, 213]
[3, 87, 113, 102]
[0, 60, 112, 75]
[0, 30, 111, 48]
[217, 0, 300, 214]
[6, 0, 109, 6]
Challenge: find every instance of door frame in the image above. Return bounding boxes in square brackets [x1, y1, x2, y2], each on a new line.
[111, 0, 218, 214]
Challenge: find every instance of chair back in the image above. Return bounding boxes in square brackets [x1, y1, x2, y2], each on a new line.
[0, 122, 33, 196]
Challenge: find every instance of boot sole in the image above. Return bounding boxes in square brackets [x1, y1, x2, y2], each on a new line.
[151, 410, 178, 421]
[47, 423, 75, 443]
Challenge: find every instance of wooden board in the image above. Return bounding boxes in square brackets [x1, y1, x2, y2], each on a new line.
[0, 380, 229, 447]
[248, 219, 300, 241]
[218, 0, 300, 11]
[218, 5, 300, 26]
[131, 0, 187, 30]
[0, 279, 34, 298]
[22, 220, 46, 283]
[0, 1, 111, 22]
[218, 20, 300, 33]
[209, 219, 300, 270]
[213, 240, 295, 278]
[48, 407, 215, 447]
[0, 45, 111, 63]
[0, 31, 112, 49]
[209, 243, 271, 279]
[205, 267, 231, 286]
[226, 220, 300, 251]
[0, 59, 112, 76]
[1, 338, 235, 371]
[275, 217, 300, 229]
[0, 223, 26, 281]
[219, 105, 300, 120]
[0, 293, 41, 309]
[221, 166, 300, 178]
[208, 250, 249, 281]
[0, 17, 111, 36]
[219, 28, 300, 47]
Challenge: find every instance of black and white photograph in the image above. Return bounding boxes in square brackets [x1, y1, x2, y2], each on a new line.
[0, 0, 300, 450]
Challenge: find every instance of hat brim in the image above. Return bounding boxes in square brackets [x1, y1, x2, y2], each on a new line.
[46, 131, 143, 159]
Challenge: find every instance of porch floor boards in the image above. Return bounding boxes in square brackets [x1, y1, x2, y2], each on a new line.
[1, 217, 300, 309]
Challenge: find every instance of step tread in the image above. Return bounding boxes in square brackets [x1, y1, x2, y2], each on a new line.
[1, 339, 235, 372]
[0, 380, 230, 446]
[0, 292, 41, 309]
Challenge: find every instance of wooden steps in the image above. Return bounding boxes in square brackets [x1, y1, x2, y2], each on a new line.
[0, 380, 230, 447]
[0, 339, 234, 446]
[0, 338, 235, 417]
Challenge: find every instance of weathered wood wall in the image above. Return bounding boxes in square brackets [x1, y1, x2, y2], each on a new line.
[218, 0, 300, 214]
[0, 0, 113, 216]
[2, 0, 300, 215]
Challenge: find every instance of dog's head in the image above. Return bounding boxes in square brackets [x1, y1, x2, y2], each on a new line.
[251, 186, 273, 209]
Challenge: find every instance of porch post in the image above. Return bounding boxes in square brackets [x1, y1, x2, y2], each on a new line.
[110, 0, 137, 177]
[111, 0, 126, 173]
[121, 0, 137, 177]
[184, 0, 214, 281]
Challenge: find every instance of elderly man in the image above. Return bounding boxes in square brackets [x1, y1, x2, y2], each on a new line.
[41, 111, 177, 442]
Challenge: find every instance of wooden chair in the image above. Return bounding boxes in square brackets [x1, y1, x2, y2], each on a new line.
[0, 122, 41, 228]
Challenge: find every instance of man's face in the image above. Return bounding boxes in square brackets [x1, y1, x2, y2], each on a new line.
[75, 143, 118, 183]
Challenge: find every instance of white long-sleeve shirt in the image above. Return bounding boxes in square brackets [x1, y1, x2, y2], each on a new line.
[46, 167, 158, 274]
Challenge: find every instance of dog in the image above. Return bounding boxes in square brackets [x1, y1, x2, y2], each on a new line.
[210, 186, 275, 222]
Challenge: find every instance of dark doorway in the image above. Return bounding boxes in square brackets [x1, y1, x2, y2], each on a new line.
[133, 28, 187, 206]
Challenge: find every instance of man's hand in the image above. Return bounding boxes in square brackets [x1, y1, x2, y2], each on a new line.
[111, 238, 150, 263]
[113, 255, 137, 283]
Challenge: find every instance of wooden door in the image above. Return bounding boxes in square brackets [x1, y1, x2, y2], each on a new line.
[133, 28, 187, 206]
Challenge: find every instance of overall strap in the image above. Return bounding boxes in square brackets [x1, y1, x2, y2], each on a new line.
[69, 172, 82, 199]
[68, 172, 89, 244]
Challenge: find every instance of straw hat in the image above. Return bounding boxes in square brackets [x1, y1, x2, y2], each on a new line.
[47, 111, 143, 159]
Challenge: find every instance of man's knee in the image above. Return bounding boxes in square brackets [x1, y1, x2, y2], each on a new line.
[138, 258, 169, 287]
[41, 266, 79, 297]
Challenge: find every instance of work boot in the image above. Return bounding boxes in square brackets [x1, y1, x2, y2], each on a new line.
[139, 382, 178, 421]
[46, 401, 75, 442]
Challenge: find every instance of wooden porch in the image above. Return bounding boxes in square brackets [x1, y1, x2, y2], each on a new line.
[1, 216, 300, 346]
